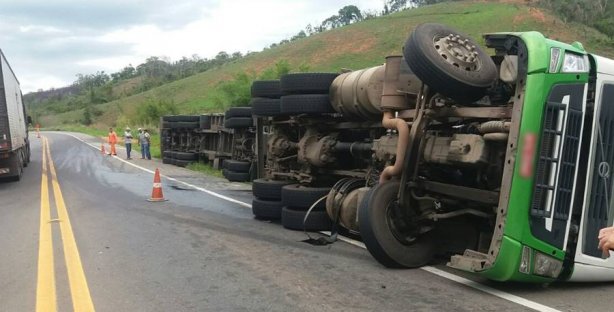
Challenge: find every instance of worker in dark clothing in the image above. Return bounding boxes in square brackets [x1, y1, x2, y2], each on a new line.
[138, 128, 151, 160]
[124, 127, 133, 160]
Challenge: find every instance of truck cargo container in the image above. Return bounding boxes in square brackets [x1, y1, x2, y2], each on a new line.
[0, 50, 30, 181]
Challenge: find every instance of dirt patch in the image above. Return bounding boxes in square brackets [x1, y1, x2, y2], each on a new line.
[498, 0, 528, 4]
[311, 31, 377, 65]
[513, 7, 546, 25]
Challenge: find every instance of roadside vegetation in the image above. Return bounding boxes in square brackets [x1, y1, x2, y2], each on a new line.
[185, 162, 224, 178]
[26, 0, 614, 168]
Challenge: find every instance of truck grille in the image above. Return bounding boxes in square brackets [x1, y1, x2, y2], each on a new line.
[530, 84, 585, 249]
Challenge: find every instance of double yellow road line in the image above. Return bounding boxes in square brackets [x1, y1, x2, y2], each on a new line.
[36, 137, 95, 312]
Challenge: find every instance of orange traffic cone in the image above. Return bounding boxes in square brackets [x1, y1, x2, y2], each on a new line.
[148, 168, 167, 202]
[100, 144, 106, 155]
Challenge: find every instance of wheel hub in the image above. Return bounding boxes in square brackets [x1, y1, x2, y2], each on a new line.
[385, 201, 418, 245]
[434, 34, 480, 71]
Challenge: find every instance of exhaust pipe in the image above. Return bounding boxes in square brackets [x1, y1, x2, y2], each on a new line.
[379, 55, 410, 183]
[380, 111, 409, 183]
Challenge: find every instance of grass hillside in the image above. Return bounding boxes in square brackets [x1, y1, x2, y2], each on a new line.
[40, 0, 614, 129]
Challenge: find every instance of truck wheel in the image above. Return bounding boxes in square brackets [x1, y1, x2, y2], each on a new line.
[174, 159, 193, 167]
[169, 121, 199, 129]
[281, 206, 332, 231]
[222, 169, 250, 182]
[22, 148, 28, 167]
[223, 160, 251, 172]
[252, 198, 284, 220]
[280, 73, 339, 94]
[174, 151, 198, 161]
[250, 98, 282, 116]
[404, 23, 497, 103]
[280, 94, 335, 115]
[251, 80, 282, 98]
[11, 153, 23, 182]
[358, 180, 436, 268]
[165, 115, 200, 122]
[224, 107, 253, 118]
[252, 178, 294, 200]
[281, 184, 330, 210]
[224, 117, 253, 129]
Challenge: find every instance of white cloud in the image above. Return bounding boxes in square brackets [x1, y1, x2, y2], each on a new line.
[1, 0, 388, 93]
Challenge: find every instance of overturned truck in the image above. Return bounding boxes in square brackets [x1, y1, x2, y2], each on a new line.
[254, 23, 614, 282]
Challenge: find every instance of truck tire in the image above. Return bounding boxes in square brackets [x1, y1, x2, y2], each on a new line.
[358, 180, 436, 268]
[252, 178, 294, 200]
[223, 169, 250, 182]
[250, 98, 282, 116]
[404, 23, 497, 103]
[174, 151, 198, 161]
[165, 115, 200, 122]
[224, 117, 253, 129]
[162, 157, 172, 164]
[252, 198, 284, 220]
[281, 184, 330, 210]
[280, 94, 335, 115]
[200, 115, 212, 129]
[169, 121, 199, 129]
[280, 73, 339, 94]
[251, 80, 282, 98]
[22, 148, 28, 167]
[224, 107, 253, 118]
[9, 152, 23, 182]
[174, 159, 193, 167]
[281, 206, 332, 231]
[223, 160, 251, 172]
[163, 151, 173, 158]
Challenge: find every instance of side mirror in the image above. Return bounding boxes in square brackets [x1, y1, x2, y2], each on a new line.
[27, 116, 32, 125]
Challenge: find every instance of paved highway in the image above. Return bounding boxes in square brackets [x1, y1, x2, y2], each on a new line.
[0, 132, 612, 312]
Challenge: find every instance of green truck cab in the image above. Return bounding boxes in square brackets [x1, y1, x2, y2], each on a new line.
[358, 25, 614, 283]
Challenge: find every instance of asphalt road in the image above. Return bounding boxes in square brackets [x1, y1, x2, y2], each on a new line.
[1, 132, 613, 312]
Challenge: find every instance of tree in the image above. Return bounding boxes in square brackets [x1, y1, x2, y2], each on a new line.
[321, 15, 341, 30]
[387, 0, 409, 13]
[337, 5, 363, 25]
[291, 30, 307, 41]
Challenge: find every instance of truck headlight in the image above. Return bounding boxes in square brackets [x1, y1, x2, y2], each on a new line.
[519, 245, 531, 274]
[549, 48, 561, 73]
[533, 251, 563, 278]
[561, 52, 589, 73]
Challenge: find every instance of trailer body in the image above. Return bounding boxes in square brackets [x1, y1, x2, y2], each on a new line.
[0, 50, 29, 180]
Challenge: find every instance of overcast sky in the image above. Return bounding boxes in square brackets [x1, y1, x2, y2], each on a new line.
[0, 0, 386, 93]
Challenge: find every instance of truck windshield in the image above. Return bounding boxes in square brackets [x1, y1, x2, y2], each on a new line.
[583, 83, 614, 257]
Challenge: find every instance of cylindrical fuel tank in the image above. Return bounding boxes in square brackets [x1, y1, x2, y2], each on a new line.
[330, 59, 422, 121]
[330, 65, 385, 121]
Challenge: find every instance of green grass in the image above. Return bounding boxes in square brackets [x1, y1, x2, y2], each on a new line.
[41, 124, 162, 159]
[37, 0, 614, 129]
[185, 162, 224, 178]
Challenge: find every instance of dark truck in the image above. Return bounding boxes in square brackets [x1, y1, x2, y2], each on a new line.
[0, 49, 30, 181]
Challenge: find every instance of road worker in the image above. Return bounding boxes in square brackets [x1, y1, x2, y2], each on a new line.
[124, 127, 133, 160]
[108, 127, 118, 156]
[141, 129, 151, 160]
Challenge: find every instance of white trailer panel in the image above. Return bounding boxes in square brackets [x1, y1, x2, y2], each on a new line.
[0, 49, 27, 151]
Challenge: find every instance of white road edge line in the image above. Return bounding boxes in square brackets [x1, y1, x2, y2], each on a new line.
[59, 132, 561, 312]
